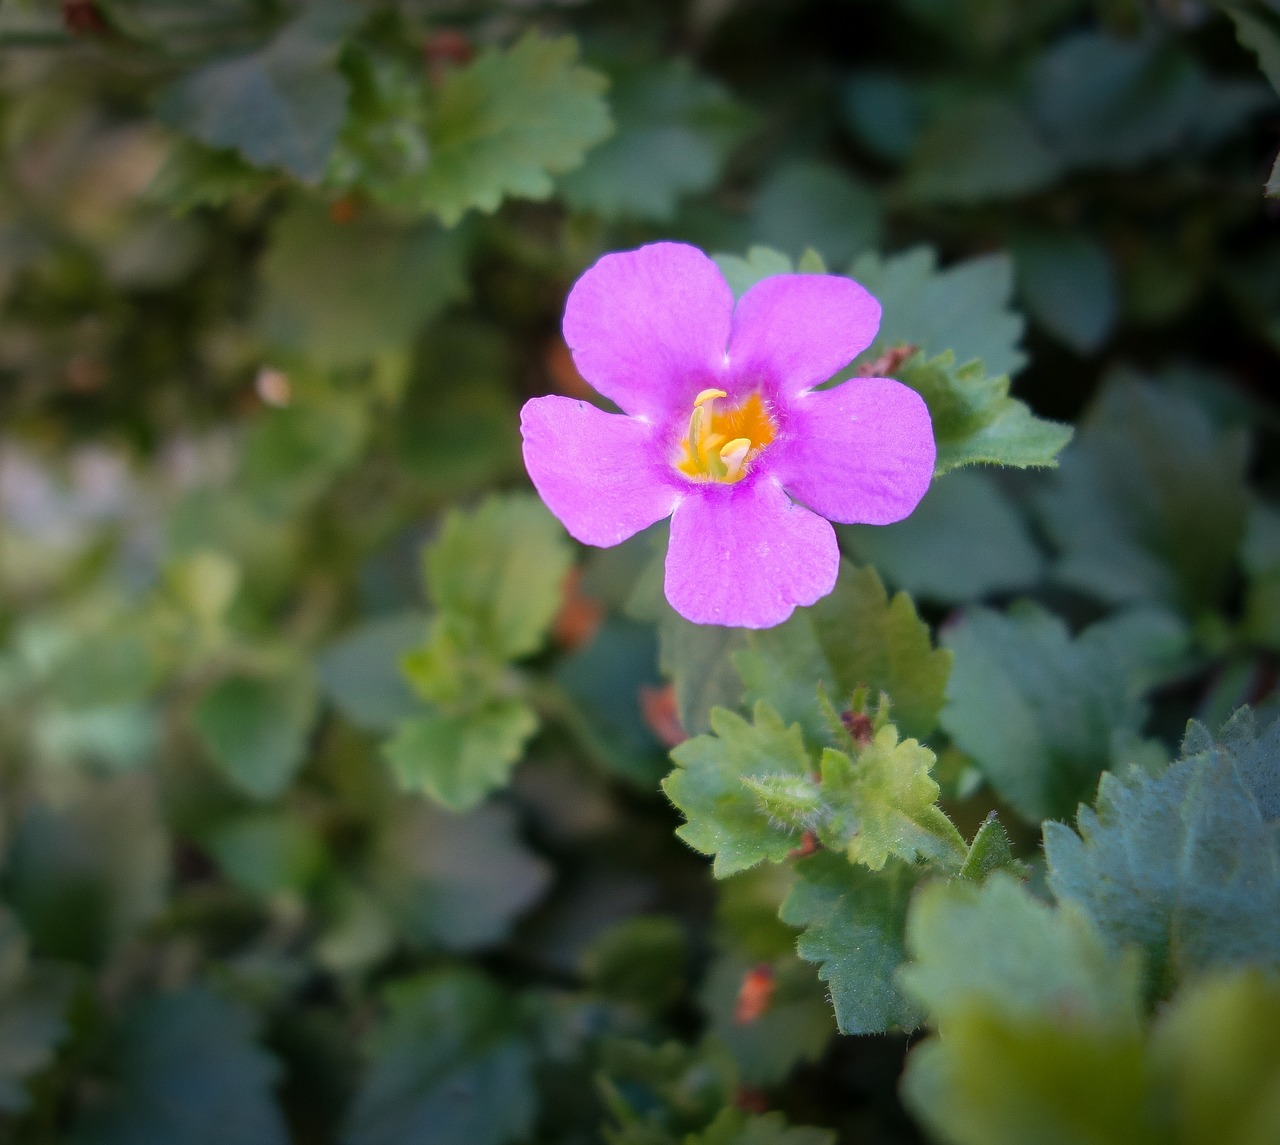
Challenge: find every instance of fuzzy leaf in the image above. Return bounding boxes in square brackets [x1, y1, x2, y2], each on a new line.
[941, 604, 1188, 822]
[157, 0, 358, 182]
[1039, 374, 1251, 615]
[736, 561, 951, 744]
[663, 703, 811, 877]
[779, 852, 924, 1035]
[345, 969, 535, 1145]
[384, 699, 539, 812]
[1044, 712, 1280, 999]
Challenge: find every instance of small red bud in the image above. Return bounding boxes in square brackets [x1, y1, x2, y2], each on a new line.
[734, 964, 776, 1024]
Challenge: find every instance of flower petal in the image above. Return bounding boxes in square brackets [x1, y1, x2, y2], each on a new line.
[771, 377, 935, 525]
[521, 396, 680, 547]
[562, 243, 733, 419]
[729, 274, 881, 398]
[664, 478, 839, 628]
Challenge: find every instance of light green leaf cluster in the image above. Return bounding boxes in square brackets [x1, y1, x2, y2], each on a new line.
[383, 494, 572, 810]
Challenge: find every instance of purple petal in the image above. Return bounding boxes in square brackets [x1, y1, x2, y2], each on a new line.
[521, 396, 680, 546]
[771, 377, 935, 525]
[664, 478, 839, 628]
[562, 243, 733, 419]
[729, 274, 881, 398]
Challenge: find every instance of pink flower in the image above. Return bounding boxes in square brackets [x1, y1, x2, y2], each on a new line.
[520, 242, 936, 629]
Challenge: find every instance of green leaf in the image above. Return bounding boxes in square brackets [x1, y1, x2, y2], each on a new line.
[384, 699, 539, 812]
[779, 852, 924, 1034]
[372, 799, 551, 952]
[205, 812, 325, 898]
[1044, 713, 1280, 1000]
[663, 703, 811, 878]
[958, 813, 1023, 883]
[345, 969, 535, 1145]
[581, 916, 687, 1009]
[688, 1109, 835, 1145]
[894, 351, 1073, 473]
[0, 910, 73, 1113]
[598, 1038, 737, 1140]
[560, 58, 750, 221]
[316, 612, 429, 733]
[1039, 373, 1251, 615]
[657, 607, 748, 736]
[73, 987, 288, 1145]
[698, 951, 835, 1085]
[1012, 231, 1118, 354]
[713, 246, 796, 300]
[193, 670, 319, 801]
[1230, 6, 1280, 94]
[257, 200, 468, 364]
[405, 32, 611, 225]
[425, 494, 573, 663]
[903, 99, 1063, 204]
[840, 470, 1045, 603]
[147, 139, 275, 213]
[941, 603, 1188, 821]
[751, 161, 883, 266]
[736, 561, 951, 744]
[817, 728, 966, 870]
[157, 0, 358, 182]
[1148, 968, 1280, 1145]
[841, 71, 922, 162]
[900, 874, 1144, 1033]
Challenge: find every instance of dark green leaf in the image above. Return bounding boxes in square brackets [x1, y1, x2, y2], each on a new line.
[751, 162, 882, 266]
[316, 612, 429, 733]
[0, 910, 73, 1113]
[1012, 231, 1118, 354]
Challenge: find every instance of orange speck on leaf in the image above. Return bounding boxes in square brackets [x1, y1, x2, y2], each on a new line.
[734, 964, 776, 1024]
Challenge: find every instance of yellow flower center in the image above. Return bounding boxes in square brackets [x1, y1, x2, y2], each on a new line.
[675, 388, 777, 483]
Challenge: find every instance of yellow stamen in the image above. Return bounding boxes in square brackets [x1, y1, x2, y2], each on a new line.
[675, 392, 777, 483]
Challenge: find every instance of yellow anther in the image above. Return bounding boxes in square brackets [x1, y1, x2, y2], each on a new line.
[693, 388, 727, 408]
[675, 391, 777, 484]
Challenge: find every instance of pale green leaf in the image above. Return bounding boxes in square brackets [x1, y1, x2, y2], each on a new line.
[384, 699, 539, 812]
[663, 703, 811, 878]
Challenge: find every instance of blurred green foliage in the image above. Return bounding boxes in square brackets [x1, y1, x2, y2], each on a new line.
[0, 0, 1278, 1142]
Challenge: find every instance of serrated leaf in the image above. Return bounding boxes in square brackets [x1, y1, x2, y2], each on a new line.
[713, 246, 796, 300]
[894, 350, 1073, 473]
[958, 814, 1022, 882]
[778, 852, 923, 1034]
[147, 138, 275, 213]
[345, 969, 535, 1145]
[425, 493, 573, 663]
[0, 910, 73, 1113]
[157, 0, 358, 182]
[1044, 713, 1280, 999]
[735, 561, 950, 744]
[73, 987, 288, 1145]
[384, 699, 538, 812]
[372, 799, 551, 952]
[560, 58, 749, 221]
[840, 470, 1045, 603]
[818, 728, 965, 870]
[1039, 373, 1251, 615]
[903, 99, 1063, 204]
[193, 670, 319, 801]
[411, 33, 611, 225]
[941, 603, 1189, 822]
[751, 161, 882, 265]
[257, 200, 468, 364]
[663, 703, 811, 877]
[900, 874, 1143, 1033]
[850, 246, 1026, 378]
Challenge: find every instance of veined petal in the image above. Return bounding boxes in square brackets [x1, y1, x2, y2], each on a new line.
[664, 478, 839, 628]
[521, 396, 681, 547]
[729, 274, 881, 398]
[771, 377, 935, 525]
[562, 243, 733, 419]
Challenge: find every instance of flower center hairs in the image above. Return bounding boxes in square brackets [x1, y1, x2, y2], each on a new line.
[675, 388, 777, 483]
